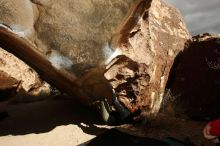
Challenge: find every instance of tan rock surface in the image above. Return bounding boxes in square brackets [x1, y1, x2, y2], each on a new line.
[32, 0, 137, 65]
[0, 47, 42, 91]
[0, 0, 140, 100]
[105, 0, 191, 119]
[0, 0, 35, 37]
[0, 1, 217, 146]
[0, 71, 18, 99]
[0, 0, 190, 119]
[0, 0, 49, 96]
[0, 71, 18, 90]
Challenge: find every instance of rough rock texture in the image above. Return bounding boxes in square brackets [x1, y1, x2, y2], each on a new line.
[166, 34, 220, 120]
[0, 0, 36, 37]
[0, 70, 18, 100]
[0, 0, 138, 66]
[0, 0, 190, 119]
[0, 0, 140, 100]
[0, 47, 41, 91]
[0, 47, 50, 98]
[0, 0, 51, 97]
[32, 0, 137, 66]
[105, 0, 191, 119]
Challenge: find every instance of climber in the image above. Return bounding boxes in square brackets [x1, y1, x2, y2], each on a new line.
[100, 89, 140, 125]
[203, 119, 220, 144]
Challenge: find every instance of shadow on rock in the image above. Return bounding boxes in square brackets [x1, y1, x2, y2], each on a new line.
[164, 34, 220, 120]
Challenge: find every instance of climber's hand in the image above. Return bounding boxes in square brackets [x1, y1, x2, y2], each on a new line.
[203, 124, 217, 140]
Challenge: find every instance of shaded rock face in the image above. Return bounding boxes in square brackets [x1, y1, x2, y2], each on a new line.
[167, 34, 220, 120]
[105, 0, 190, 118]
[0, 71, 18, 100]
[0, 0, 137, 68]
[33, 0, 137, 68]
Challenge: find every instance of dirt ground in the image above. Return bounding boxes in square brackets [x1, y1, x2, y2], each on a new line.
[0, 96, 214, 146]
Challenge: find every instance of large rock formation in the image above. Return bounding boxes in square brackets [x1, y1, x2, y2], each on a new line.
[105, 0, 190, 119]
[0, 0, 35, 36]
[166, 34, 220, 120]
[0, 0, 190, 120]
[0, 0, 44, 97]
[0, 0, 140, 100]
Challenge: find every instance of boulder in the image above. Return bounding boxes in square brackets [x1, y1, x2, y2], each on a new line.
[27, 0, 138, 64]
[105, 0, 191, 119]
[0, 0, 50, 97]
[0, 0, 191, 121]
[0, 0, 141, 100]
[167, 34, 220, 120]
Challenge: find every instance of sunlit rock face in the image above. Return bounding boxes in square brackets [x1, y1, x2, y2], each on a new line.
[167, 34, 220, 120]
[105, 0, 190, 119]
[0, 47, 41, 91]
[0, 0, 137, 98]
[0, 0, 191, 119]
[0, 0, 48, 95]
[0, 47, 50, 97]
